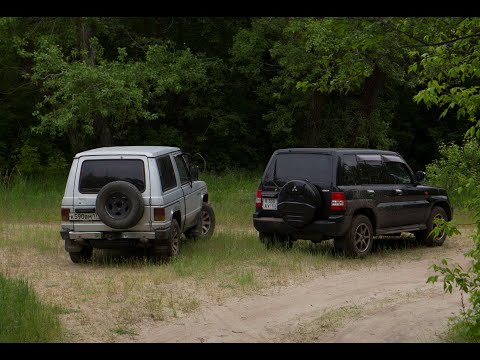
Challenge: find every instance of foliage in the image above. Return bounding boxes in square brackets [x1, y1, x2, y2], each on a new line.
[410, 18, 480, 138]
[0, 17, 477, 175]
[412, 17, 480, 341]
[425, 139, 480, 208]
[231, 17, 398, 150]
[427, 197, 480, 339]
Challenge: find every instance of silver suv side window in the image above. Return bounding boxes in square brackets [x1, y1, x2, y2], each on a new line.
[156, 156, 177, 192]
[174, 155, 190, 185]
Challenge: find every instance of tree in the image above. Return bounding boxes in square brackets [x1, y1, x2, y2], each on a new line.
[411, 17, 480, 341]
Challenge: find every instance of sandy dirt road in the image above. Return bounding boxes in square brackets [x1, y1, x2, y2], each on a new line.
[135, 243, 470, 343]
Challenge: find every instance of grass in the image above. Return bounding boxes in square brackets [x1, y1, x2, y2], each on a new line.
[440, 320, 480, 343]
[200, 170, 260, 229]
[0, 175, 66, 224]
[281, 289, 444, 343]
[112, 327, 137, 336]
[0, 170, 475, 342]
[0, 273, 63, 342]
[284, 304, 365, 343]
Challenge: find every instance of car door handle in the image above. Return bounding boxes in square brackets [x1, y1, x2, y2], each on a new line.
[395, 189, 403, 195]
[367, 190, 375, 194]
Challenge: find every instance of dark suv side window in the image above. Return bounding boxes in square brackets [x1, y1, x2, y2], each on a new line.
[157, 155, 177, 192]
[356, 154, 384, 185]
[384, 162, 413, 184]
[79, 159, 145, 193]
[174, 155, 190, 185]
[338, 154, 358, 185]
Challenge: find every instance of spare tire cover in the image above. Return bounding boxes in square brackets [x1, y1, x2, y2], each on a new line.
[277, 180, 322, 228]
[96, 181, 144, 229]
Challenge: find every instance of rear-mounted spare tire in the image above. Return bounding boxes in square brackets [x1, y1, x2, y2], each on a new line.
[277, 179, 321, 228]
[96, 181, 144, 229]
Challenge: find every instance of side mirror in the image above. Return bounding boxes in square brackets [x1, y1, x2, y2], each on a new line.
[415, 171, 425, 183]
[190, 165, 199, 181]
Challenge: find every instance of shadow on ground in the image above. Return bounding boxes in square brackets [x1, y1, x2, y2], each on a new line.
[292, 233, 425, 257]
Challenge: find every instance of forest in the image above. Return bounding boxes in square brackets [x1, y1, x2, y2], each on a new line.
[0, 17, 477, 177]
[2, 17, 480, 343]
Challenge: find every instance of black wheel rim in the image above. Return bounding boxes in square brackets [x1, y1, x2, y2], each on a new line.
[201, 210, 211, 235]
[354, 223, 371, 252]
[105, 192, 131, 219]
[433, 213, 445, 240]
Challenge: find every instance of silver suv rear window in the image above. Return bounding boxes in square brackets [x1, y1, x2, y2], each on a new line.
[78, 159, 145, 194]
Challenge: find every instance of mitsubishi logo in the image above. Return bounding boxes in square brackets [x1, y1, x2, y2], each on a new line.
[292, 185, 298, 192]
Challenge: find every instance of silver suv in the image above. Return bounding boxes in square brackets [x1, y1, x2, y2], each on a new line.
[60, 146, 215, 263]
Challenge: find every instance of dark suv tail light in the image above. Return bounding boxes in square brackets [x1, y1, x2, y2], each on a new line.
[330, 192, 346, 211]
[61, 208, 70, 221]
[256, 190, 262, 208]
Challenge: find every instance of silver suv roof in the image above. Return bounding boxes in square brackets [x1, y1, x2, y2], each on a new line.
[74, 146, 180, 158]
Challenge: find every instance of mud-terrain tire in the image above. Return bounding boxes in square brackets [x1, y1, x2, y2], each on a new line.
[414, 206, 448, 247]
[96, 181, 144, 229]
[150, 219, 181, 262]
[259, 232, 295, 250]
[199, 203, 215, 239]
[340, 215, 374, 258]
[69, 246, 93, 263]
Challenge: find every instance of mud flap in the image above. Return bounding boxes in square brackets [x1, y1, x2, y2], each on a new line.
[64, 238, 83, 252]
[188, 212, 203, 238]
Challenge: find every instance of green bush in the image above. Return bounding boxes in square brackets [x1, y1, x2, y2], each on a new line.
[425, 139, 480, 341]
[425, 139, 480, 208]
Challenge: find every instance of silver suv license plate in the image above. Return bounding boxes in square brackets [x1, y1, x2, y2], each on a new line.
[69, 213, 100, 221]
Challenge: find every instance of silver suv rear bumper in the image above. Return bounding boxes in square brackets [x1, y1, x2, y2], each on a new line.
[60, 228, 171, 251]
[68, 231, 156, 240]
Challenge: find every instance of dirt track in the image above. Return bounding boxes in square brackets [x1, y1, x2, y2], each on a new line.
[135, 240, 470, 343]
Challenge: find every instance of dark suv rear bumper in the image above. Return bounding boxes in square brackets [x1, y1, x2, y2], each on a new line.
[252, 214, 351, 240]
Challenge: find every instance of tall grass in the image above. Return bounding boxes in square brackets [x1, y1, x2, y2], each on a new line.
[0, 175, 66, 223]
[0, 170, 260, 225]
[0, 273, 63, 342]
[200, 170, 260, 228]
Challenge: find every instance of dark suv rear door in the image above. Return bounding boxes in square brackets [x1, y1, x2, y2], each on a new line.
[382, 155, 429, 227]
[260, 152, 334, 219]
[350, 154, 400, 230]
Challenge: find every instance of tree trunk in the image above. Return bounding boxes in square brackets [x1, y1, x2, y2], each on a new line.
[94, 117, 113, 147]
[78, 18, 113, 147]
[351, 64, 386, 145]
[304, 91, 327, 147]
[67, 124, 86, 154]
[360, 64, 385, 119]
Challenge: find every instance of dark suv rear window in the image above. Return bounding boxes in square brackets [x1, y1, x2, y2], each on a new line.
[264, 153, 333, 186]
[79, 159, 145, 194]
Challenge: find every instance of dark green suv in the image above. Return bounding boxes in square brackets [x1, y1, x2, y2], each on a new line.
[253, 148, 452, 257]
